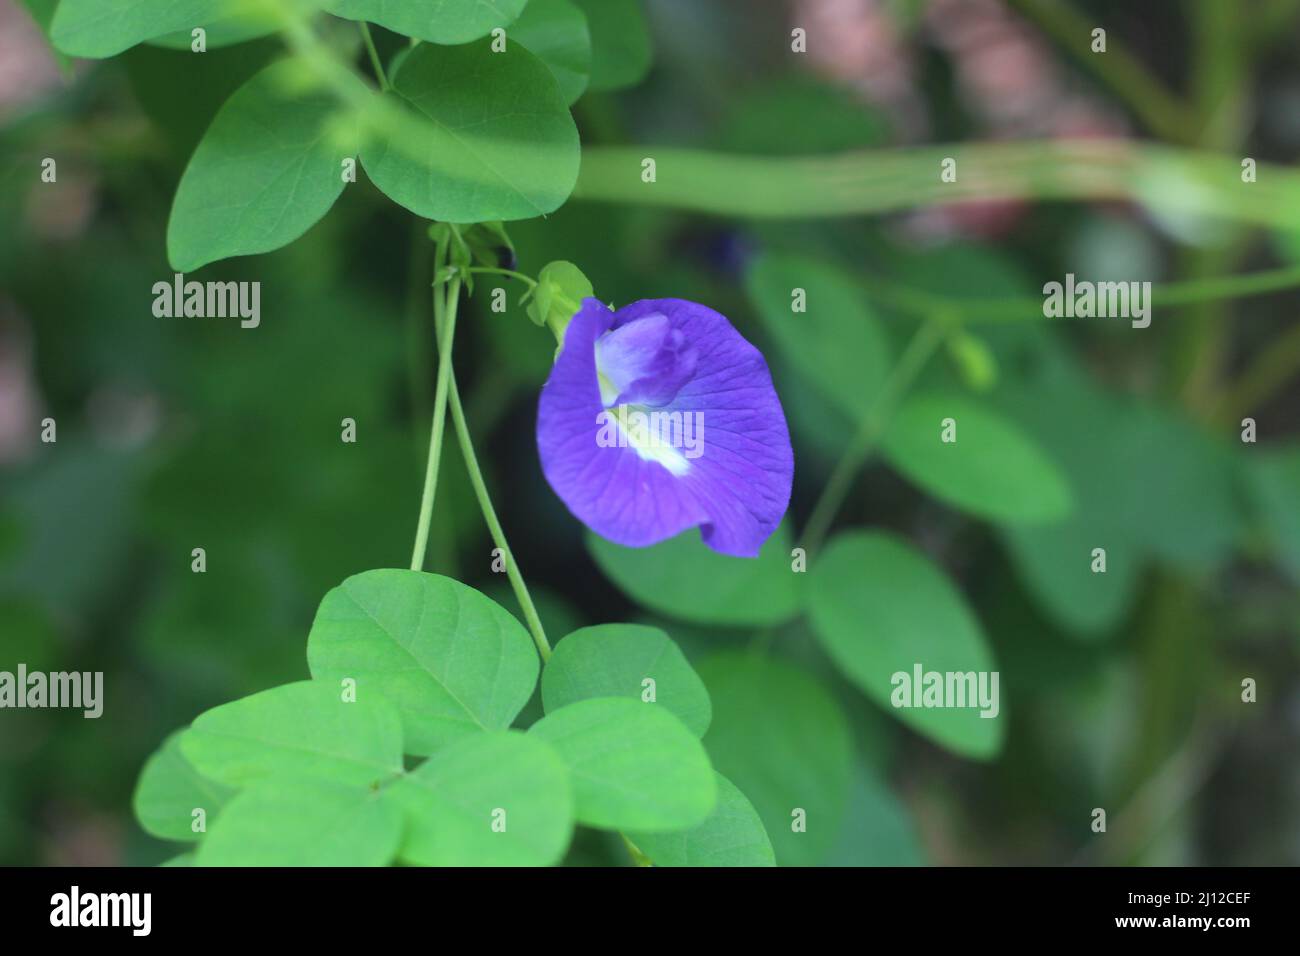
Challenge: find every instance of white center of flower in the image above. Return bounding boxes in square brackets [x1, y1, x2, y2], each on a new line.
[596, 405, 694, 477]
[592, 314, 700, 477]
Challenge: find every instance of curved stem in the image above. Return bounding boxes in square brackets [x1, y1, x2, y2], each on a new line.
[1216, 317, 1300, 422]
[801, 318, 949, 555]
[444, 374, 551, 662]
[1006, 0, 1199, 143]
[427, 269, 552, 662]
[465, 266, 539, 288]
[358, 22, 389, 90]
[409, 241, 459, 571]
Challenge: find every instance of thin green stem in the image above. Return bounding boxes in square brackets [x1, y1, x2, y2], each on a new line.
[620, 834, 653, 867]
[465, 266, 539, 288]
[865, 262, 1300, 324]
[801, 318, 950, 554]
[428, 273, 552, 662]
[444, 377, 551, 661]
[1217, 317, 1300, 422]
[409, 241, 459, 572]
[358, 22, 389, 90]
[1006, 0, 1200, 143]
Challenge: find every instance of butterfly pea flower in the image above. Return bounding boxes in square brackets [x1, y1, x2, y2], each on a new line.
[536, 297, 793, 558]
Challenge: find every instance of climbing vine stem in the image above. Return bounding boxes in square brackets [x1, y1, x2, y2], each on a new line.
[409, 237, 459, 572]
[801, 316, 951, 555]
[428, 253, 552, 663]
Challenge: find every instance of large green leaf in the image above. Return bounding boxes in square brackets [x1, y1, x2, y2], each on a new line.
[541, 624, 711, 737]
[167, 60, 356, 272]
[179, 680, 404, 789]
[586, 523, 800, 627]
[325, 0, 527, 45]
[572, 0, 650, 91]
[51, 0, 244, 58]
[390, 732, 573, 867]
[528, 697, 715, 831]
[307, 569, 539, 756]
[197, 778, 402, 866]
[360, 40, 580, 223]
[883, 393, 1073, 524]
[807, 531, 1004, 759]
[629, 773, 774, 867]
[746, 253, 892, 418]
[133, 731, 235, 843]
[995, 359, 1143, 637]
[510, 0, 591, 105]
[696, 654, 852, 866]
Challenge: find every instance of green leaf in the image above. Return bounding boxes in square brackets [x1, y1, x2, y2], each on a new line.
[718, 74, 890, 155]
[542, 624, 711, 737]
[167, 59, 356, 272]
[883, 393, 1073, 524]
[149, 18, 278, 50]
[133, 731, 235, 843]
[1247, 445, 1300, 583]
[745, 253, 893, 418]
[528, 697, 716, 831]
[51, 0, 241, 58]
[1115, 404, 1240, 571]
[179, 680, 404, 789]
[360, 40, 580, 223]
[197, 778, 402, 866]
[807, 531, 1004, 760]
[572, 0, 651, 91]
[306, 569, 539, 756]
[511, 0, 592, 105]
[629, 773, 774, 867]
[390, 732, 573, 866]
[586, 523, 801, 627]
[995, 361, 1142, 637]
[888, 241, 1036, 315]
[696, 654, 853, 866]
[325, 0, 527, 45]
[824, 764, 924, 866]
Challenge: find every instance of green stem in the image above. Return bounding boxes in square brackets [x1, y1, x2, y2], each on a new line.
[866, 262, 1300, 324]
[409, 242, 459, 572]
[1006, 0, 1200, 143]
[358, 22, 389, 90]
[620, 834, 653, 867]
[573, 142, 1300, 232]
[428, 272, 552, 663]
[465, 266, 539, 288]
[1216, 316, 1300, 422]
[444, 376, 551, 662]
[801, 318, 949, 554]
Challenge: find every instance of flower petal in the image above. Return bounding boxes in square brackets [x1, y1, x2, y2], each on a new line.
[537, 297, 793, 557]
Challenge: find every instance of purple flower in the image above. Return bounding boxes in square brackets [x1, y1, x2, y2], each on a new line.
[536, 297, 793, 558]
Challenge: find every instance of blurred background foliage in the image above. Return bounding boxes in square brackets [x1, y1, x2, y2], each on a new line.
[1, 0, 1299, 865]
